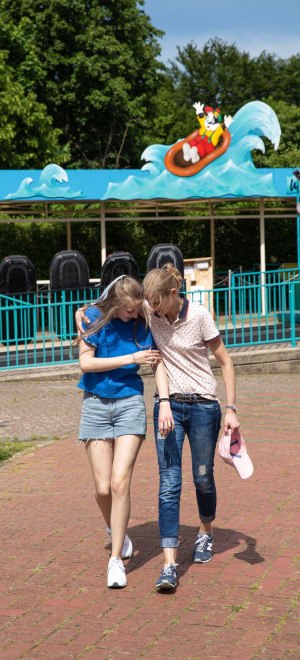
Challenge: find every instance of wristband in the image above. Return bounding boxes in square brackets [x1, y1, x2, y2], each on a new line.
[158, 398, 170, 403]
[226, 404, 238, 413]
[132, 354, 136, 363]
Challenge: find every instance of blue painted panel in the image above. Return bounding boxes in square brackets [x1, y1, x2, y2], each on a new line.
[0, 165, 298, 203]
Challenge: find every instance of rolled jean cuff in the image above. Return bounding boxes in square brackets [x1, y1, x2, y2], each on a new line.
[200, 514, 215, 523]
[161, 536, 179, 548]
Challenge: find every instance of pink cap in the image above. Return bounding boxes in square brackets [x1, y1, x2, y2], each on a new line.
[218, 431, 253, 480]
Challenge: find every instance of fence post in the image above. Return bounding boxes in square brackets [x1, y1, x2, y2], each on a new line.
[297, 196, 300, 272]
[228, 270, 232, 321]
[289, 281, 296, 347]
[231, 271, 236, 324]
[100, 201, 107, 266]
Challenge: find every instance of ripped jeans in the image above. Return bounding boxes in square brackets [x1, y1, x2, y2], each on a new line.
[154, 399, 221, 548]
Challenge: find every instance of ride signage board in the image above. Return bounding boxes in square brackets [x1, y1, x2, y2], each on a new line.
[0, 101, 299, 203]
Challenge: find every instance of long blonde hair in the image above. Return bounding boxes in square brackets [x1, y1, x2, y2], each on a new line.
[83, 276, 144, 338]
[143, 263, 183, 308]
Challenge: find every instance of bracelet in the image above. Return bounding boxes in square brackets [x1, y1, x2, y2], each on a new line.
[132, 353, 136, 363]
[158, 398, 170, 403]
[226, 404, 238, 413]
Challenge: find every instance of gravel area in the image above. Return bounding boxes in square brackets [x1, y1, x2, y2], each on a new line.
[0, 379, 83, 442]
[1, 371, 299, 444]
[0, 377, 157, 443]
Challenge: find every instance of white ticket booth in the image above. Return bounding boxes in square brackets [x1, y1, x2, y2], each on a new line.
[184, 257, 213, 311]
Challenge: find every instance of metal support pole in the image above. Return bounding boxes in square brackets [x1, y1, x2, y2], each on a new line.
[296, 196, 300, 272]
[259, 198, 266, 316]
[209, 200, 215, 285]
[228, 269, 232, 322]
[209, 201, 215, 314]
[100, 202, 107, 266]
[66, 221, 72, 250]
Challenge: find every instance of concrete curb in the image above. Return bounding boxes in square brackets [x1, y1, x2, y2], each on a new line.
[212, 345, 300, 375]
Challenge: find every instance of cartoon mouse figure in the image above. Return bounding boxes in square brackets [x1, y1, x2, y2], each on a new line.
[183, 102, 233, 163]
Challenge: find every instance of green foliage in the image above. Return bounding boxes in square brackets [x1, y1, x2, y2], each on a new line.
[0, 440, 35, 462]
[254, 98, 300, 168]
[0, 223, 66, 278]
[0, 0, 163, 168]
[0, 52, 68, 167]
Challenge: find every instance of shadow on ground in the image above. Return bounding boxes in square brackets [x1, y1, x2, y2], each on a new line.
[106, 521, 265, 580]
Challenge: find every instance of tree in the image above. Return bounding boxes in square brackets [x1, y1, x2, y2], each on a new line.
[0, 0, 163, 168]
[254, 98, 300, 168]
[0, 51, 67, 167]
[150, 39, 300, 148]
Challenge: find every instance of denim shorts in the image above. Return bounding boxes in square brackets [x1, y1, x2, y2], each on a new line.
[78, 391, 147, 441]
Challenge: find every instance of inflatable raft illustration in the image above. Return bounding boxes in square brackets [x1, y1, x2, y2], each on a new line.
[164, 129, 231, 177]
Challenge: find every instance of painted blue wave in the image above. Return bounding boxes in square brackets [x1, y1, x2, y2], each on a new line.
[5, 164, 85, 200]
[103, 101, 281, 200]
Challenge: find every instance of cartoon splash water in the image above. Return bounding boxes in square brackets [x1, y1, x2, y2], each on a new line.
[5, 164, 85, 200]
[103, 101, 281, 200]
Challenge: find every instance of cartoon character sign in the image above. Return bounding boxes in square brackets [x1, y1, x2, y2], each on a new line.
[183, 102, 233, 163]
[164, 101, 233, 177]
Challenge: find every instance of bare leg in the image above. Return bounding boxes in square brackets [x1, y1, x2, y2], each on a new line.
[199, 522, 212, 534]
[110, 434, 143, 558]
[163, 548, 177, 565]
[85, 439, 114, 528]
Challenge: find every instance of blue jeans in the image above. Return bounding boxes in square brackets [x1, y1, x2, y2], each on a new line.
[154, 399, 221, 548]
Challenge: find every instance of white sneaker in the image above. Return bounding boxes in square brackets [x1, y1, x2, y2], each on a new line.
[182, 142, 191, 161]
[106, 528, 133, 559]
[121, 534, 133, 559]
[107, 557, 127, 588]
[191, 146, 200, 163]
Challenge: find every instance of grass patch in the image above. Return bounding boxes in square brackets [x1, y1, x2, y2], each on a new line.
[0, 440, 35, 462]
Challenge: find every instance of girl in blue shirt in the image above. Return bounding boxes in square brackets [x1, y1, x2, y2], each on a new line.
[78, 275, 173, 589]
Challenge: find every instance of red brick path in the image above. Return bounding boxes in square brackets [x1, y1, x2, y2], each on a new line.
[0, 373, 299, 659]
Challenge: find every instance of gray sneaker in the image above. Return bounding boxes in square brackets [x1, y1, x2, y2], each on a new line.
[193, 533, 213, 563]
[156, 564, 178, 591]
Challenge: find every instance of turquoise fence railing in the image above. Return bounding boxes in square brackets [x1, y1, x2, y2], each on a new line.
[1, 279, 300, 371]
[230, 267, 299, 320]
[0, 287, 100, 370]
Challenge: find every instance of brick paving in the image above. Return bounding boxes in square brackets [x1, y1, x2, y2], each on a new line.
[0, 372, 299, 659]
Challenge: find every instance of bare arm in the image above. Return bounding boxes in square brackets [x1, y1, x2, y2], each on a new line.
[79, 340, 161, 373]
[75, 307, 90, 336]
[152, 360, 174, 436]
[209, 337, 240, 434]
[75, 307, 146, 337]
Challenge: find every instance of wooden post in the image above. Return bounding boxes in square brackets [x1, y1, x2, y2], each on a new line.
[259, 198, 266, 316]
[66, 221, 72, 250]
[100, 201, 106, 266]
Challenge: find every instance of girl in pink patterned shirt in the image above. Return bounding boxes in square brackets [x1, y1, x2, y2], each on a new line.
[143, 264, 239, 591]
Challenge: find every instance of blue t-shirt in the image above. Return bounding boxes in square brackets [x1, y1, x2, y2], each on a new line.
[77, 306, 156, 398]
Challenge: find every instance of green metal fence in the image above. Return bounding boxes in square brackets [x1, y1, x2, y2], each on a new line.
[1, 273, 299, 371]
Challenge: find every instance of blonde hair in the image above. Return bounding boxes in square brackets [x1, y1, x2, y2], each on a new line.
[83, 276, 144, 339]
[143, 264, 182, 308]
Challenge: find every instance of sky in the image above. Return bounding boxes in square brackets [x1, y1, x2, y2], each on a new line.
[142, 0, 300, 63]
